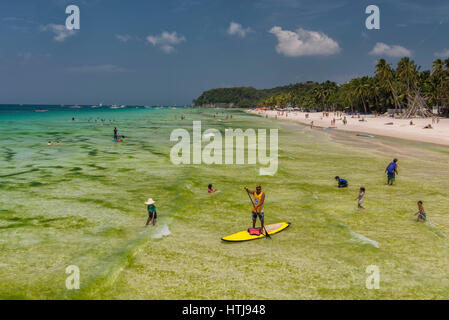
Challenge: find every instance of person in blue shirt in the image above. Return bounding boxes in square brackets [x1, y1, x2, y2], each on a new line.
[335, 176, 348, 188]
[385, 158, 398, 185]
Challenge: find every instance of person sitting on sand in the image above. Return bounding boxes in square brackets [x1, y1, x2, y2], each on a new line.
[410, 120, 414, 125]
[244, 185, 265, 230]
[424, 124, 433, 129]
[208, 184, 216, 193]
[385, 159, 398, 185]
[356, 187, 365, 209]
[335, 176, 348, 188]
[145, 198, 157, 226]
[47, 141, 52, 146]
[415, 201, 426, 222]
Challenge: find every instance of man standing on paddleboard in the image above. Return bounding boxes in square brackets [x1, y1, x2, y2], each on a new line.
[244, 185, 265, 230]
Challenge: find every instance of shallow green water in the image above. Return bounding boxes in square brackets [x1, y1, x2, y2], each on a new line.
[0, 107, 278, 298]
[1, 107, 449, 299]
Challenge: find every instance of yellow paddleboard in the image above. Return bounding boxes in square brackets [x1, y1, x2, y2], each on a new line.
[221, 222, 291, 242]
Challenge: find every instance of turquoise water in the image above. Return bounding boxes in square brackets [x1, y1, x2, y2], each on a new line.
[4, 106, 449, 299]
[0, 105, 271, 298]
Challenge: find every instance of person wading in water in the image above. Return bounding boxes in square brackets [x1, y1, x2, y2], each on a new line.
[385, 158, 398, 185]
[244, 185, 265, 231]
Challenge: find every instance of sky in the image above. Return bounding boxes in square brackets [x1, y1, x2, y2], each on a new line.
[0, 0, 448, 105]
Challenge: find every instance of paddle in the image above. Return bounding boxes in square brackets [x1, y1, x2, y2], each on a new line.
[245, 188, 271, 239]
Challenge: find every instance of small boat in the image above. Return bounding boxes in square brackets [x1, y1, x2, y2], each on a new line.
[70, 105, 81, 109]
[34, 109, 48, 113]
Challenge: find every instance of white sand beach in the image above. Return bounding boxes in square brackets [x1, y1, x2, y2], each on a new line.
[250, 109, 449, 146]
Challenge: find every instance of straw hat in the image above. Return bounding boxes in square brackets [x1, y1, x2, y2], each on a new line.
[144, 198, 155, 205]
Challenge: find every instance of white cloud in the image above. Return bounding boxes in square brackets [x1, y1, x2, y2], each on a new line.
[370, 42, 412, 57]
[269, 26, 340, 57]
[18, 52, 32, 60]
[434, 49, 449, 58]
[227, 22, 252, 38]
[3, 17, 19, 22]
[146, 31, 186, 53]
[65, 64, 132, 73]
[115, 34, 132, 43]
[40, 24, 76, 42]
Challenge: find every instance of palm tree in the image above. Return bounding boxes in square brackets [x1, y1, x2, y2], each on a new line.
[431, 58, 445, 112]
[376, 59, 402, 113]
[397, 57, 420, 109]
[355, 78, 372, 113]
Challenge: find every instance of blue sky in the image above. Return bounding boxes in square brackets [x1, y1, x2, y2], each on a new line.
[0, 0, 448, 105]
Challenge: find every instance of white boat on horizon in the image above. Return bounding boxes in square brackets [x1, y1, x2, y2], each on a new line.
[111, 104, 126, 109]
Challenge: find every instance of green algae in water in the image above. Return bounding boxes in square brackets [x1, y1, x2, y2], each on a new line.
[1, 108, 449, 299]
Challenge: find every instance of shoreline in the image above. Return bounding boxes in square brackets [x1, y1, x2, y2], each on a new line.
[248, 109, 449, 147]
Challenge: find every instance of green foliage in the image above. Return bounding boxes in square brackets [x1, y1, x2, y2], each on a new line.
[195, 58, 449, 115]
[193, 82, 318, 108]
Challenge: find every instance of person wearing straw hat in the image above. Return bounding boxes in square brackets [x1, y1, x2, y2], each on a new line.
[145, 198, 157, 226]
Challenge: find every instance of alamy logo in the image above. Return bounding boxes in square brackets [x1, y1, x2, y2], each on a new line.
[170, 121, 278, 175]
[365, 5, 380, 30]
[365, 265, 380, 289]
[65, 5, 80, 30]
[65, 265, 80, 290]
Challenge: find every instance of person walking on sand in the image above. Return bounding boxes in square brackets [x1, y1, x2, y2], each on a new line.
[414, 201, 426, 222]
[356, 187, 365, 209]
[385, 158, 398, 185]
[244, 185, 265, 230]
[145, 198, 157, 226]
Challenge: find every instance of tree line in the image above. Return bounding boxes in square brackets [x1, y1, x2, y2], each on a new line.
[194, 57, 449, 116]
